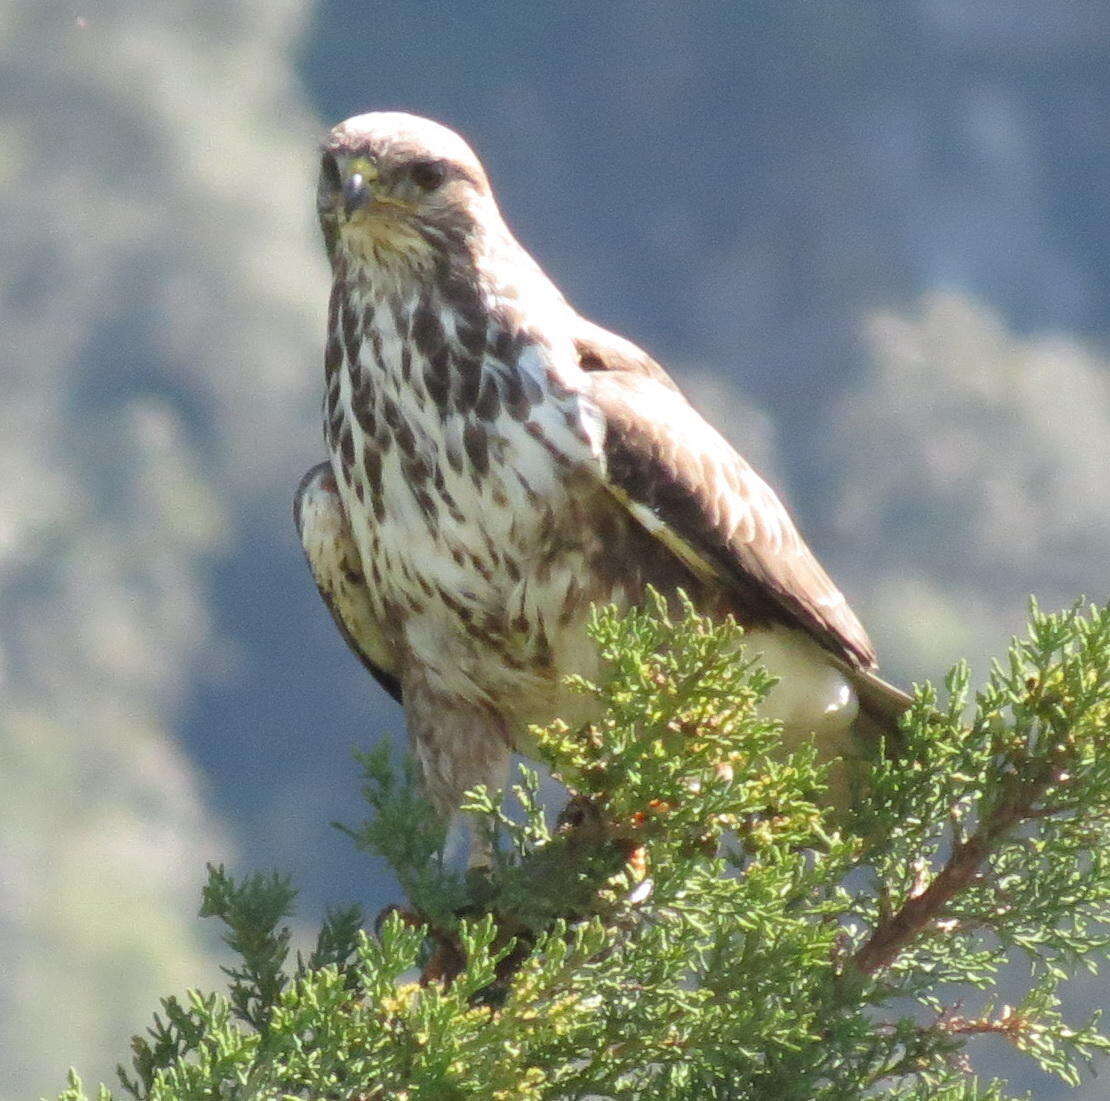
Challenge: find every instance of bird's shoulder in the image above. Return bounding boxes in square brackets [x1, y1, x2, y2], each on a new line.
[572, 316, 681, 391]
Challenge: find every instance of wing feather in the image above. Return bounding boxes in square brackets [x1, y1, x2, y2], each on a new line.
[294, 462, 402, 703]
[580, 355, 877, 670]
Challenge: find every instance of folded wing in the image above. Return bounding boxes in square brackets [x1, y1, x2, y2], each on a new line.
[294, 462, 402, 704]
[576, 325, 877, 671]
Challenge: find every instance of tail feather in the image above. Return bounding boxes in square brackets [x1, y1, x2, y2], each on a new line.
[848, 666, 913, 750]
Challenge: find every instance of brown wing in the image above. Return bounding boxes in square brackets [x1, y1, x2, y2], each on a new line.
[294, 462, 402, 703]
[576, 331, 876, 670]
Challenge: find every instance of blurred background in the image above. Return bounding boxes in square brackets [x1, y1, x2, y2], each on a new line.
[2, 1, 1108, 1096]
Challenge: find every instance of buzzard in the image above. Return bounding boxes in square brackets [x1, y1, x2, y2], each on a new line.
[296, 112, 908, 830]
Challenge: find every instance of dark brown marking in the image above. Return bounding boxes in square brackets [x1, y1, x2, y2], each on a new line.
[479, 532, 502, 568]
[455, 319, 487, 356]
[363, 444, 383, 490]
[324, 335, 341, 378]
[411, 300, 444, 355]
[403, 453, 431, 483]
[341, 560, 364, 586]
[534, 621, 553, 667]
[367, 324, 386, 372]
[475, 374, 501, 421]
[562, 405, 591, 444]
[437, 262, 484, 320]
[467, 553, 493, 583]
[363, 445, 385, 521]
[436, 585, 474, 625]
[514, 469, 540, 506]
[492, 328, 519, 366]
[325, 377, 341, 427]
[463, 422, 489, 476]
[327, 282, 342, 330]
[352, 391, 377, 438]
[498, 649, 526, 671]
[382, 395, 402, 431]
[454, 354, 483, 412]
[537, 507, 557, 543]
[546, 367, 572, 400]
[424, 347, 451, 411]
[394, 418, 417, 458]
[560, 576, 581, 626]
[341, 299, 361, 364]
[503, 370, 533, 421]
[339, 424, 354, 470]
[412, 487, 438, 522]
[325, 409, 341, 449]
[435, 480, 460, 513]
[525, 420, 570, 465]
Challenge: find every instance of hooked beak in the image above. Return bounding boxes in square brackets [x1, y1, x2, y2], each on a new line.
[343, 173, 370, 217]
[340, 155, 378, 216]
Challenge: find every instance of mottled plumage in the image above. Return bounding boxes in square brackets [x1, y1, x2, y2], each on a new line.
[296, 112, 909, 823]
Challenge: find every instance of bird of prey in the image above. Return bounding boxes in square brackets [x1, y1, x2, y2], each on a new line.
[296, 112, 908, 828]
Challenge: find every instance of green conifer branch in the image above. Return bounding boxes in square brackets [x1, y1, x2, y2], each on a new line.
[57, 598, 1109, 1100]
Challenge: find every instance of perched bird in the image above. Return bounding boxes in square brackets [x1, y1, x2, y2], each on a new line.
[296, 112, 908, 832]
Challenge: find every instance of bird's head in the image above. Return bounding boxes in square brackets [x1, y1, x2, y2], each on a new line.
[318, 112, 494, 274]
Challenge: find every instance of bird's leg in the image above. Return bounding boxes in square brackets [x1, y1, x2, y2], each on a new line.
[402, 675, 513, 870]
[449, 746, 513, 871]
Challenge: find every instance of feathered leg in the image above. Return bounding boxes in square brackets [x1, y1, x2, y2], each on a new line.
[402, 671, 513, 867]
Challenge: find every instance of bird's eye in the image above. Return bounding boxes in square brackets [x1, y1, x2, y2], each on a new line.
[320, 152, 342, 192]
[410, 160, 447, 191]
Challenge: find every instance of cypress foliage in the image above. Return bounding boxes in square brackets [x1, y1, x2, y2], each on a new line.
[61, 596, 1110, 1099]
